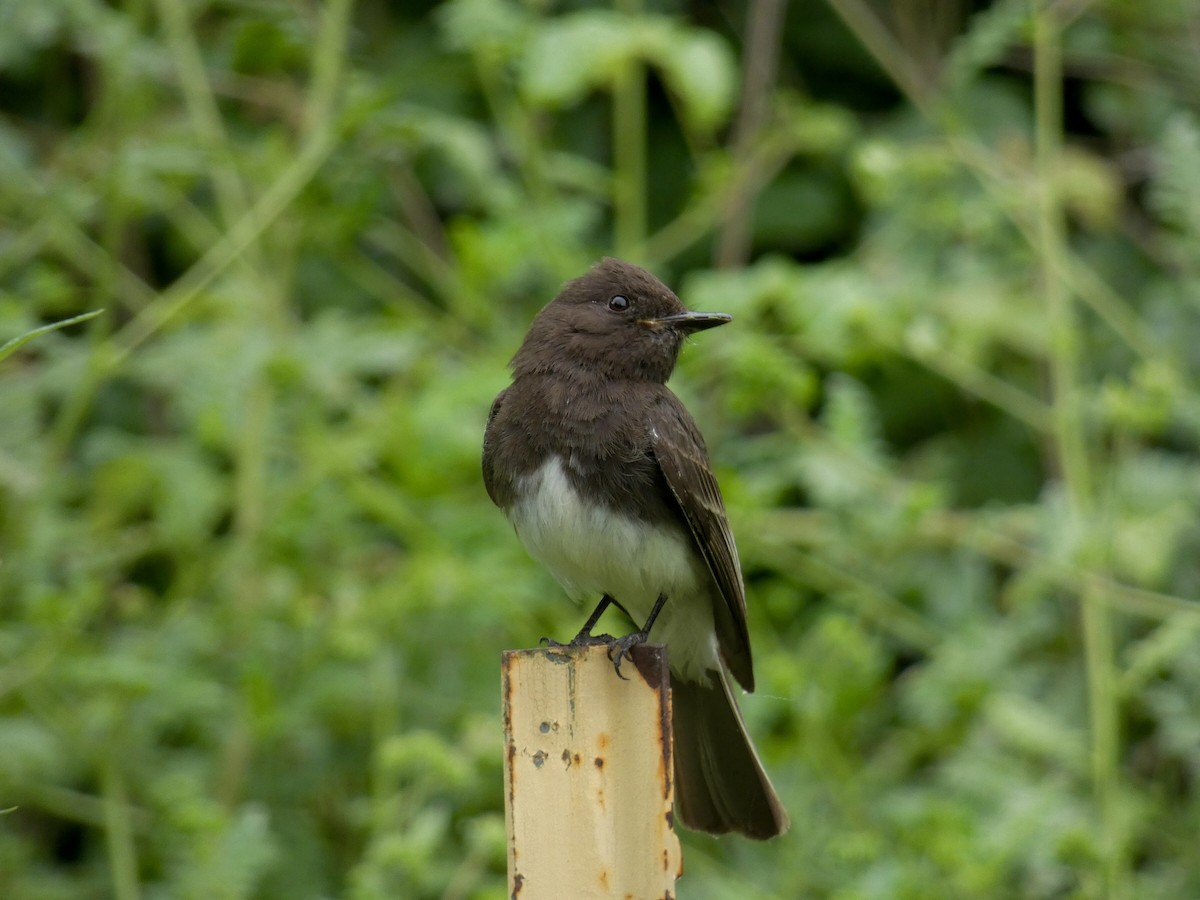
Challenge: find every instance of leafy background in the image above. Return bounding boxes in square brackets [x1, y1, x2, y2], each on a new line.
[2, 0, 1199, 897]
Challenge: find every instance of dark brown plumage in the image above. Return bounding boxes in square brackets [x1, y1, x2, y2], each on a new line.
[483, 257, 788, 839]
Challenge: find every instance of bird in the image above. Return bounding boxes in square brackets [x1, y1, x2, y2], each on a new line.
[482, 257, 788, 840]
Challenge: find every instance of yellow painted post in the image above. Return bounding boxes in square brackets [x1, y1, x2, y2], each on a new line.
[502, 643, 682, 899]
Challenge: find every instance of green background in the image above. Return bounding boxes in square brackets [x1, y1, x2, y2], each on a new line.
[2, 0, 1199, 897]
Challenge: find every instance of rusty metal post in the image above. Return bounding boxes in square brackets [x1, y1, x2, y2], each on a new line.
[502, 643, 682, 898]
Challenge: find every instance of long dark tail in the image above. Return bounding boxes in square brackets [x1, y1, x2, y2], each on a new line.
[671, 669, 789, 839]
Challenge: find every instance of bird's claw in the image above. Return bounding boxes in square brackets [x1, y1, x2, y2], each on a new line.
[607, 631, 648, 681]
[540, 632, 616, 649]
[540, 628, 646, 680]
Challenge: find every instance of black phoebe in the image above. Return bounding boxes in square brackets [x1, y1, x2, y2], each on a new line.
[482, 258, 788, 840]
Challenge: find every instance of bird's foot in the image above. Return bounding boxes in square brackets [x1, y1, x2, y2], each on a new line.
[539, 631, 616, 650]
[606, 630, 649, 681]
[540, 594, 620, 651]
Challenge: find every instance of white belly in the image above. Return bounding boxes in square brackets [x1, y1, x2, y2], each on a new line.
[508, 456, 719, 680]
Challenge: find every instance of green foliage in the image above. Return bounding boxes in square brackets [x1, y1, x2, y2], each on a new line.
[2, 0, 1199, 897]
[520, 9, 737, 133]
[0, 311, 103, 364]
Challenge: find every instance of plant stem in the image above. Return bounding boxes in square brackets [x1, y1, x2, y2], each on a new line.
[106, 125, 337, 367]
[613, 0, 646, 258]
[716, 0, 786, 267]
[823, 0, 933, 118]
[103, 755, 141, 900]
[154, 0, 255, 255]
[1033, 5, 1122, 895]
[306, 0, 355, 138]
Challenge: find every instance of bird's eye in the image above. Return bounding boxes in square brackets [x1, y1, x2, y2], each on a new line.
[608, 295, 630, 312]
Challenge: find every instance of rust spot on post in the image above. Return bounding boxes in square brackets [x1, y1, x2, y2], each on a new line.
[502, 652, 514, 703]
[616, 646, 673, 794]
[502, 653, 517, 813]
[629, 643, 665, 685]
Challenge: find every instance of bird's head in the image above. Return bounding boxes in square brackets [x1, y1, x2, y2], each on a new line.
[511, 258, 731, 383]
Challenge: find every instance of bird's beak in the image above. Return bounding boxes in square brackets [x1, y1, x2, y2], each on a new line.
[639, 311, 733, 333]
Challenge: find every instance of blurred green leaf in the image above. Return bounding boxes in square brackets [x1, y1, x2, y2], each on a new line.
[0, 309, 102, 363]
[521, 11, 737, 132]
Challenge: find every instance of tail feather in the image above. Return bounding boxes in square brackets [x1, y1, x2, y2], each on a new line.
[671, 670, 789, 840]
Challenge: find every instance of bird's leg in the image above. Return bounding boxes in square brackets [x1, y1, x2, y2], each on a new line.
[569, 594, 619, 645]
[541, 594, 618, 649]
[608, 592, 669, 680]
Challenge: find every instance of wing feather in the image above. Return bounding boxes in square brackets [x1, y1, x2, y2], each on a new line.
[482, 388, 509, 507]
[650, 396, 754, 691]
